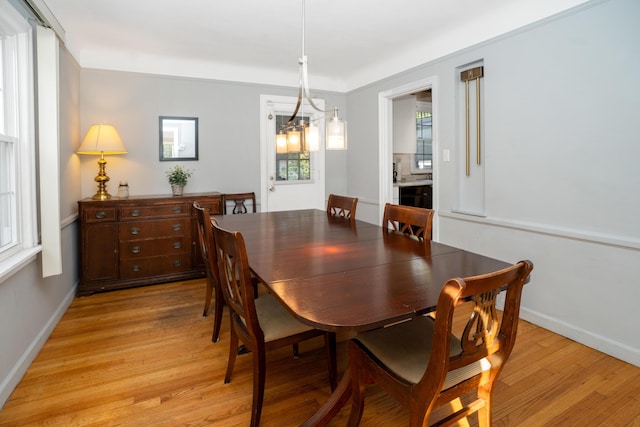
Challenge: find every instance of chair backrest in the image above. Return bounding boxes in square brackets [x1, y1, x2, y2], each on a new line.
[327, 194, 358, 221]
[382, 203, 434, 243]
[420, 260, 533, 396]
[193, 202, 220, 284]
[223, 192, 256, 214]
[211, 219, 262, 341]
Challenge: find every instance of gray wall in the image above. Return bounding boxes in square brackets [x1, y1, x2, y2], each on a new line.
[0, 42, 81, 406]
[79, 71, 348, 204]
[345, 0, 639, 365]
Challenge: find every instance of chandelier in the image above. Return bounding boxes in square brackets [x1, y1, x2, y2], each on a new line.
[277, 0, 347, 154]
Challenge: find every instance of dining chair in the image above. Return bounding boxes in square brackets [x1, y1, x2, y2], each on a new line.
[211, 219, 338, 427]
[382, 203, 434, 244]
[223, 192, 256, 214]
[194, 202, 261, 342]
[192, 202, 225, 342]
[327, 194, 358, 221]
[346, 260, 533, 427]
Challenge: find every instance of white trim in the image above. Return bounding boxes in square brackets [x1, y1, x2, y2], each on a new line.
[0, 246, 40, 285]
[439, 210, 640, 251]
[521, 307, 640, 368]
[23, 0, 65, 41]
[378, 76, 438, 229]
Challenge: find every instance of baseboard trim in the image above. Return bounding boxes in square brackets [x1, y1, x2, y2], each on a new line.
[520, 307, 639, 367]
[0, 282, 77, 407]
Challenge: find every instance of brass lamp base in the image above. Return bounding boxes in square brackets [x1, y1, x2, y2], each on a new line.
[91, 156, 112, 200]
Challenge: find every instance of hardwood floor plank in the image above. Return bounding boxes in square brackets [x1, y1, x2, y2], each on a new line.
[0, 279, 638, 426]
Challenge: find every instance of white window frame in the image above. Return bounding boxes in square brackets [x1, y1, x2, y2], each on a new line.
[0, 2, 40, 283]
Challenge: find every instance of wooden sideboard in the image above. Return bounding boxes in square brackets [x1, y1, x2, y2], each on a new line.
[77, 192, 222, 296]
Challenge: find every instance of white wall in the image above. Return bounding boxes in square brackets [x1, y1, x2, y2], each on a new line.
[346, 0, 640, 365]
[79, 71, 348, 205]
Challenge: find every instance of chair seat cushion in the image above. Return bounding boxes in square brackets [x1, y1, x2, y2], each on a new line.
[254, 294, 313, 342]
[355, 316, 489, 390]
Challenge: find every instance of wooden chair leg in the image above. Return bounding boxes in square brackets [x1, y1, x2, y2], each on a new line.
[477, 386, 492, 427]
[224, 323, 239, 384]
[250, 347, 267, 427]
[293, 343, 300, 358]
[202, 274, 213, 317]
[211, 279, 224, 343]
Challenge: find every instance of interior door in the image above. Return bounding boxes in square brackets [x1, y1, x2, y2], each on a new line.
[260, 95, 325, 212]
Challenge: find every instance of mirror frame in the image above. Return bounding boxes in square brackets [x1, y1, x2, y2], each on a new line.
[159, 116, 199, 161]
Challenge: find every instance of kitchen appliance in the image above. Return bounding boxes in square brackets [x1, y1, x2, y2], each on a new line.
[399, 184, 432, 209]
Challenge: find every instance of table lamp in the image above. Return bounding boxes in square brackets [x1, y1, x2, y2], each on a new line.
[77, 124, 127, 200]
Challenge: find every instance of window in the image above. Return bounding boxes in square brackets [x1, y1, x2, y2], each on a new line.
[415, 110, 432, 170]
[0, 1, 38, 271]
[275, 114, 311, 182]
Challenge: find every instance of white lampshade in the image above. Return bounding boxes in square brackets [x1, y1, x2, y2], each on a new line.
[287, 128, 302, 153]
[305, 122, 320, 152]
[77, 124, 127, 155]
[326, 116, 347, 150]
[276, 130, 288, 154]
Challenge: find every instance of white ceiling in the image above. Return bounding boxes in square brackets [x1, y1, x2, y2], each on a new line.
[43, 0, 589, 92]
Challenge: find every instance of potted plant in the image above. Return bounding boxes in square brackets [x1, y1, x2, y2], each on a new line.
[166, 165, 193, 196]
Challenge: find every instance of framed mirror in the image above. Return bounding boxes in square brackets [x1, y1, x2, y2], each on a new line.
[159, 116, 199, 161]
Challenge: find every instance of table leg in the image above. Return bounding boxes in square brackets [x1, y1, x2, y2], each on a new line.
[301, 367, 352, 427]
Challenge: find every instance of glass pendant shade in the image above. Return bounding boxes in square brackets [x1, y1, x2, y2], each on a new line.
[326, 116, 347, 150]
[276, 130, 288, 154]
[287, 128, 302, 153]
[305, 122, 320, 152]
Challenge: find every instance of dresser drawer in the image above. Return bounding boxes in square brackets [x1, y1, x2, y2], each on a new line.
[119, 218, 191, 240]
[82, 207, 117, 223]
[120, 236, 190, 260]
[192, 197, 222, 215]
[119, 203, 190, 220]
[120, 254, 192, 279]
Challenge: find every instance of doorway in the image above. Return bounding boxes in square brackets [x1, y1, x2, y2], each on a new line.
[378, 76, 438, 235]
[259, 94, 326, 212]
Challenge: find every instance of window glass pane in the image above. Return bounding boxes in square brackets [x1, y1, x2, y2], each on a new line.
[415, 111, 432, 170]
[0, 140, 15, 249]
[275, 114, 311, 182]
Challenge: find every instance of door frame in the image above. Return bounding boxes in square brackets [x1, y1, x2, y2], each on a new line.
[259, 94, 326, 212]
[378, 76, 438, 236]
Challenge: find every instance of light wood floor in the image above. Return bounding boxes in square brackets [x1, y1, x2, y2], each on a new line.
[1, 279, 638, 426]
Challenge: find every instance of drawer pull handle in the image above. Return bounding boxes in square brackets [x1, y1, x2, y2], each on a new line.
[172, 224, 182, 231]
[131, 209, 141, 217]
[131, 265, 141, 272]
[131, 246, 141, 254]
[95, 211, 106, 219]
[130, 227, 141, 235]
[173, 241, 182, 249]
[173, 260, 182, 267]
[173, 206, 182, 214]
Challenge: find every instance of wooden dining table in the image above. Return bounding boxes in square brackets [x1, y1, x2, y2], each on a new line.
[213, 209, 510, 425]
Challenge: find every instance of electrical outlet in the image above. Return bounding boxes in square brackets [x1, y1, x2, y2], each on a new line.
[443, 149, 450, 162]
